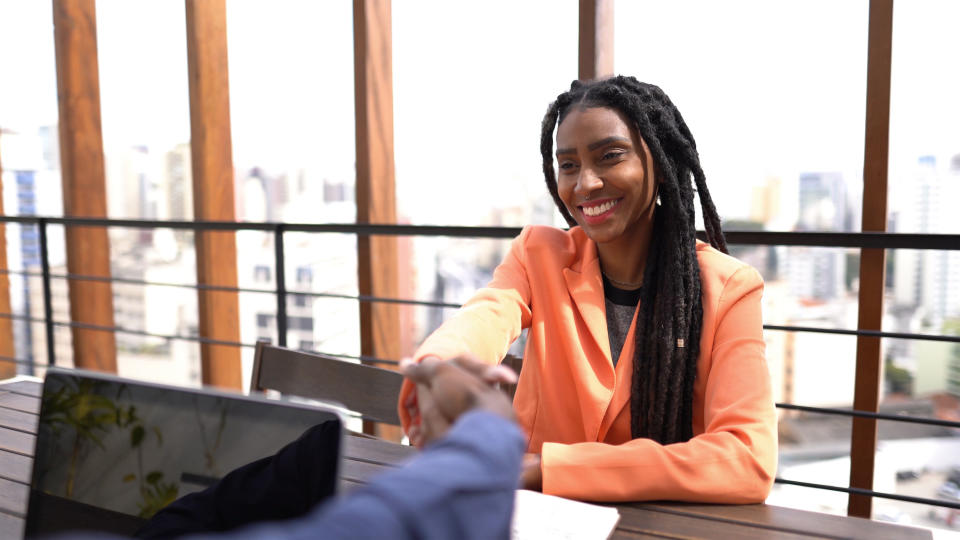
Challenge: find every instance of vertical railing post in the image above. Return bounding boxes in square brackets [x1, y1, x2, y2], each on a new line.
[848, 0, 894, 518]
[274, 224, 287, 348]
[578, 0, 614, 81]
[186, 0, 242, 390]
[0, 130, 16, 378]
[354, 0, 403, 440]
[53, 0, 118, 373]
[37, 219, 56, 367]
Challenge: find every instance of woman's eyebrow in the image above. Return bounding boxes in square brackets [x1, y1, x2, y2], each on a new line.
[556, 136, 631, 157]
[587, 136, 630, 151]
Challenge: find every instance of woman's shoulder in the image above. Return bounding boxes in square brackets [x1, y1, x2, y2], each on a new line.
[695, 240, 763, 289]
[511, 225, 591, 270]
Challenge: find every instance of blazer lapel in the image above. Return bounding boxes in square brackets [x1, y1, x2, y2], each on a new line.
[561, 240, 612, 367]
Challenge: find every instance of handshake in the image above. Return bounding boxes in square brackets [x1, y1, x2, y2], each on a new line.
[400, 355, 518, 447]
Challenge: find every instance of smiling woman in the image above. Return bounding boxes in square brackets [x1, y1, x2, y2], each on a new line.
[398, 76, 777, 504]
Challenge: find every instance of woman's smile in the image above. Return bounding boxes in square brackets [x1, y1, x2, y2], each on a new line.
[580, 198, 621, 223]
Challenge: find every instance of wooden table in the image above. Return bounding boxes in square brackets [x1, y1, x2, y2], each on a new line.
[0, 378, 931, 540]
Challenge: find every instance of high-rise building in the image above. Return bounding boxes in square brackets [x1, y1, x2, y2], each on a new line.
[891, 155, 960, 328]
[787, 172, 851, 301]
[797, 172, 851, 232]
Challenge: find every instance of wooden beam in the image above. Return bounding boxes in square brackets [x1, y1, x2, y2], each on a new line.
[185, 0, 241, 390]
[0, 132, 15, 378]
[52, 0, 117, 373]
[578, 0, 614, 81]
[353, 0, 401, 440]
[848, 0, 893, 518]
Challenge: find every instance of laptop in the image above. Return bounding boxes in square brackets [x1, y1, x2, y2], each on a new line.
[26, 367, 345, 537]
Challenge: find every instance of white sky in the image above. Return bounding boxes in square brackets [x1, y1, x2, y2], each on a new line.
[0, 0, 957, 226]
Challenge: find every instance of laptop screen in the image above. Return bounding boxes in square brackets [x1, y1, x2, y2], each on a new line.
[26, 368, 343, 537]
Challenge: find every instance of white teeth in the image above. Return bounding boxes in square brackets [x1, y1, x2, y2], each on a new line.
[583, 200, 617, 216]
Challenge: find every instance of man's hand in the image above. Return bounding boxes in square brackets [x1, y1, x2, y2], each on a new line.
[401, 355, 517, 447]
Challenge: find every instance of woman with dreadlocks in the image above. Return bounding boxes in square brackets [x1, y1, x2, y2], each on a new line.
[397, 76, 776, 503]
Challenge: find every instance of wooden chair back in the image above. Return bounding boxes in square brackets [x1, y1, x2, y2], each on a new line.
[251, 342, 404, 426]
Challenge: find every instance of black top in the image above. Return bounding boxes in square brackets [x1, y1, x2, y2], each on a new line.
[602, 275, 642, 366]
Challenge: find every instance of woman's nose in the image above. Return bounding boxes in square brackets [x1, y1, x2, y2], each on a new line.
[576, 168, 603, 197]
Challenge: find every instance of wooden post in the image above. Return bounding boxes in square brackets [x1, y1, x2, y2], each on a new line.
[185, 0, 241, 390]
[52, 0, 117, 373]
[578, 0, 614, 81]
[354, 0, 402, 439]
[848, 0, 894, 518]
[0, 131, 16, 378]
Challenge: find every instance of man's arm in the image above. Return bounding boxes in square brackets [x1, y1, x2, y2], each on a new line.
[211, 411, 525, 540]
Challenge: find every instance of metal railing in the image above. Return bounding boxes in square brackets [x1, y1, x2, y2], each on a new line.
[1, 214, 960, 512]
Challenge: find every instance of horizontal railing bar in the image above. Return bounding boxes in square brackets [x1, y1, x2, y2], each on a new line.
[0, 270, 464, 309]
[0, 312, 399, 366]
[763, 324, 960, 343]
[6, 276, 956, 340]
[708, 230, 960, 250]
[0, 312, 254, 349]
[293, 291, 461, 310]
[774, 478, 960, 511]
[0, 215, 523, 238]
[0, 355, 40, 368]
[776, 402, 960, 429]
[2, 215, 959, 249]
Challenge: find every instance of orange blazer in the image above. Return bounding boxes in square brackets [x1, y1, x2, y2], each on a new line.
[398, 226, 777, 503]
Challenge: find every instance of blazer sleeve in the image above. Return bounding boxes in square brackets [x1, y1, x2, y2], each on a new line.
[202, 411, 526, 540]
[397, 228, 534, 431]
[541, 266, 777, 503]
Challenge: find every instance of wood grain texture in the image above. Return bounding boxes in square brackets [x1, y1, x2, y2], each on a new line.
[0, 407, 37, 435]
[0, 476, 28, 518]
[252, 343, 405, 425]
[0, 392, 40, 415]
[0, 382, 41, 398]
[353, 0, 402, 441]
[849, 0, 893, 519]
[578, 0, 614, 81]
[0, 503, 25, 538]
[185, 0, 242, 390]
[0, 448, 31, 485]
[644, 502, 930, 540]
[0, 427, 33, 457]
[52, 0, 117, 373]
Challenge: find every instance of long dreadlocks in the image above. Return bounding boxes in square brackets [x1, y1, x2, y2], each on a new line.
[540, 76, 727, 444]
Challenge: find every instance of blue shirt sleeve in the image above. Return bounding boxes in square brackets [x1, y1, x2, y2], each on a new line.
[206, 410, 526, 540]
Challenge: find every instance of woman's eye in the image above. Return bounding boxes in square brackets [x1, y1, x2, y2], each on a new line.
[559, 161, 577, 171]
[602, 150, 624, 161]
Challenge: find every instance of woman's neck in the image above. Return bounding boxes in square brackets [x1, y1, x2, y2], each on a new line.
[596, 220, 653, 288]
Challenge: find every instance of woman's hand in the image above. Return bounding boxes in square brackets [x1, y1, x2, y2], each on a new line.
[521, 453, 543, 491]
[401, 355, 517, 448]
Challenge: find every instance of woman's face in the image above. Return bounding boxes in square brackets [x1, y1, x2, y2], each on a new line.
[555, 106, 657, 245]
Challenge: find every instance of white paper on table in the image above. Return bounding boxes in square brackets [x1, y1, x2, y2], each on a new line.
[510, 489, 621, 540]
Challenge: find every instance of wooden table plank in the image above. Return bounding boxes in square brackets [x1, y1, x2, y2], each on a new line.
[0, 427, 33, 457]
[343, 433, 416, 465]
[340, 457, 393, 485]
[615, 505, 819, 540]
[0, 406, 38, 435]
[0, 380, 42, 398]
[0, 392, 40, 415]
[0, 476, 27, 518]
[0, 510, 25, 540]
[0, 450, 31, 484]
[644, 502, 931, 540]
